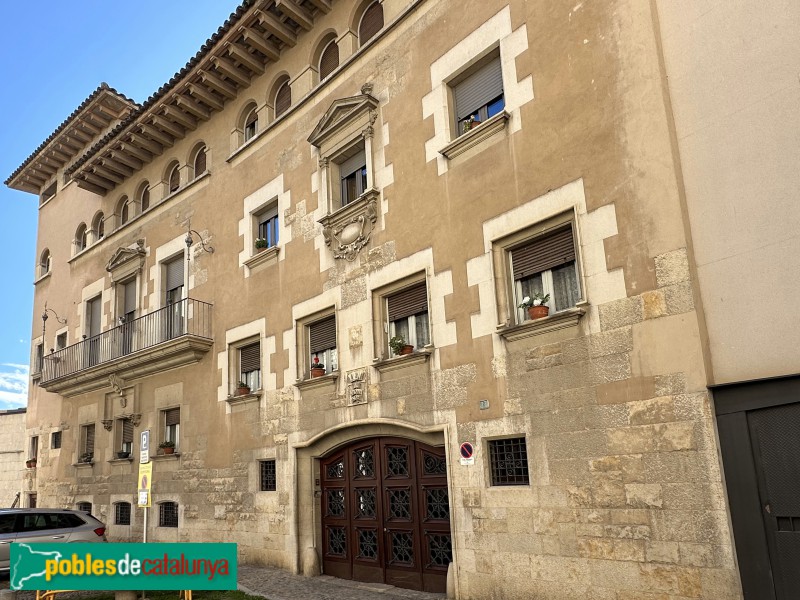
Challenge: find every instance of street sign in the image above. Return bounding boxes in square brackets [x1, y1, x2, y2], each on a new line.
[460, 441, 474, 466]
[140, 429, 150, 464]
[138, 462, 152, 507]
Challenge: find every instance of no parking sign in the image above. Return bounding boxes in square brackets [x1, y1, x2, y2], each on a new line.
[460, 441, 474, 466]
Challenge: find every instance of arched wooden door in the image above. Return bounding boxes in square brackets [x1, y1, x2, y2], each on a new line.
[320, 437, 451, 593]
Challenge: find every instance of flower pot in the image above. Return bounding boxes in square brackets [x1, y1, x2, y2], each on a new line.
[528, 305, 550, 320]
[256, 246, 267, 253]
[235, 386, 251, 396]
[400, 344, 414, 355]
[162, 446, 175, 455]
[26, 459, 36, 468]
[311, 367, 326, 378]
[116, 451, 130, 459]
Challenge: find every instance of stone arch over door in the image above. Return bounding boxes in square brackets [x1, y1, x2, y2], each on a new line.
[293, 421, 450, 591]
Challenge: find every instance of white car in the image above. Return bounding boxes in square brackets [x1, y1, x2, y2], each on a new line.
[0, 508, 107, 572]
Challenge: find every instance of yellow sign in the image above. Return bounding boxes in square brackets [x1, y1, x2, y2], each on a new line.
[137, 462, 152, 507]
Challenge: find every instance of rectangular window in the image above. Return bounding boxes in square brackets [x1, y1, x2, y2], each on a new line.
[56, 333, 67, 350]
[30, 436, 39, 460]
[308, 315, 337, 375]
[115, 502, 131, 526]
[239, 342, 261, 391]
[510, 225, 580, 322]
[51, 431, 62, 449]
[77, 501, 92, 514]
[387, 281, 430, 355]
[338, 149, 368, 206]
[115, 418, 134, 455]
[488, 437, 530, 486]
[40, 182, 56, 205]
[260, 460, 277, 491]
[33, 343, 43, 374]
[80, 424, 95, 460]
[256, 205, 279, 250]
[163, 407, 180, 448]
[452, 52, 504, 136]
[159, 502, 179, 528]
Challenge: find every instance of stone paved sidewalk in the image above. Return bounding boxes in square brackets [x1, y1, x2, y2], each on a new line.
[238, 565, 446, 600]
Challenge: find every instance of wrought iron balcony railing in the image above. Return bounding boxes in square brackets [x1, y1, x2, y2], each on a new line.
[41, 298, 212, 384]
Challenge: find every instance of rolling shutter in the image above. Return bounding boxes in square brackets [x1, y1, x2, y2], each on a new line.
[84, 424, 95, 454]
[339, 150, 366, 178]
[309, 316, 337, 353]
[165, 257, 184, 293]
[388, 282, 428, 321]
[359, 2, 384, 46]
[123, 280, 136, 316]
[454, 55, 503, 121]
[275, 82, 291, 117]
[164, 408, 181, 426]
[88, 296, 102, 338]
[122, 419, 134, 444]
[240, 342, 261, 373]
[319, 41, 339, 79]
[511, 227, 576, 280]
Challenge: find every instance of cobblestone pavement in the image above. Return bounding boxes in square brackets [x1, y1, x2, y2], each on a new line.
[238, 565, 446, 600]
[2, 566, 446, 600]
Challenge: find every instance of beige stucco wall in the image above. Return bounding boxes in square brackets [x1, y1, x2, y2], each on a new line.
[0, 410, 25, 507]
[655, 1, 800, 385]
[17, 0, 742, 598]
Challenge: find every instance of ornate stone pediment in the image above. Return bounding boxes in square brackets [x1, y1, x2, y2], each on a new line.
[319, 189, 379, 261]
[307, 84, 379, 148]
[106, 239, 146, 282]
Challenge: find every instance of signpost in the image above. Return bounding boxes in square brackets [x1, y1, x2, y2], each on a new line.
[460, 441, 474, 466]
[138, 430, 151, 546]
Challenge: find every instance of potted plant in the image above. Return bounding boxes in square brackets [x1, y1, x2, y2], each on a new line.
[159, 440, 176, 455]
[255, 238, 268, 252]
[235, 381, 251, 396]
[26, 457, 37, 468]
[518, 292, 551, 320]
[462, 115, 480, 134]
[116, 450, 130, 459]
[79, 452, 93, 464]
[310, 357, 326, 378]
[389, 335, 414, 356]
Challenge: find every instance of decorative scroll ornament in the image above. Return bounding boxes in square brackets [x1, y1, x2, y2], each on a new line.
[346, 368, 368, 405]
[321, 191, 378, 261]
[101, 419, 113, 432]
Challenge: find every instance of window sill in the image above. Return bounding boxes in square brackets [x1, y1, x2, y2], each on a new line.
[440, 111, 510, 160]
[151, 452, 181, 461]
[243, 246, 280, 270]
[497, 307, 586, 342]
[34, 271, 51, 285]
[295, 371, 339, 391]
[73, 461, 94, 468]
[159, 170, 210, 205]
[373, 348, 432, 373]
[226, 390, 262, 406]
[109, 457, 134, 464]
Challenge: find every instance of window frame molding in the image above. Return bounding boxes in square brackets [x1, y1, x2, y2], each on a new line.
[371, 273, 432, 361]
[295, 306, 338, 384]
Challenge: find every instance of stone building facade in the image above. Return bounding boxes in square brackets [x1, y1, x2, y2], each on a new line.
[6, 0, 772, 598]
[0, 409, 26, 508]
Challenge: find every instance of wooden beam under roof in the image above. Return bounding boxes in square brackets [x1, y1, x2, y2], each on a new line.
[92, 164, 125, 184]
[77, 119, 101, 135]
[305, 0, 331, 13]
[226, 43, 265, 74]
[23, 173, 47, 186]
[110, 149, 143, 170]
[32, 162, 56, 176]
[84, 113, 108, 130]
[75, 176, 109, 196]
[100, 157, 134, 178]
[176, 94, 212, 120]
[119, 142, 153, 163]
[47, 148, 71, 162]
[212, 56, 251, 87]
[57, 139, 81, 153]
[151, 115, 185, 139]
[66, 129, 91, 144]
[129, 133, 163, 156]
[255, 10, 297, 47]
[241, 28, 281, 62]
[199, 70, 238, 99]
[139, 123, 174, 148]
[162, 105, 197, 130]
[275, 0, 313, 30]
[82, 171, 115, 190]
[186, 84, 225, 112]
[93, 105, 117, 123]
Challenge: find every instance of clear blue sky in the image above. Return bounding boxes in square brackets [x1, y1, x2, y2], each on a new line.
[0, 1, 241, 408]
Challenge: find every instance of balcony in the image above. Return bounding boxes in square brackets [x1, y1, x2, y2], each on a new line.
[40, 298, 213, 396]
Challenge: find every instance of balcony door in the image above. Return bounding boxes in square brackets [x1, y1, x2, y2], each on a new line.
[120, 279, 136, 355]
[86, 295, 102, 367]
[164, 256, 184, 340]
